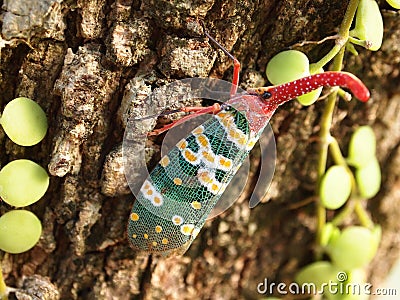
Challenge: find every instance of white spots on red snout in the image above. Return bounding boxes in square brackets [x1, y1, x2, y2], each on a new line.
[270, 72, 369, 105]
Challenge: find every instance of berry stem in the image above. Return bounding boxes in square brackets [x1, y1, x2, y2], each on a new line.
[328, 138, 347, 167]
[311, 0, 360, 72]
[331, 201, 355, 226]
[331, 197, 374, 230]
[315, 0, 361, 255]
[311, 44, 342, 72]
[354, 200, 374, 229]
[348, 36, 370, 48]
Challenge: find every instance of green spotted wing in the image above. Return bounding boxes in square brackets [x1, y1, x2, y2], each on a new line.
[127, 107, 253, 256]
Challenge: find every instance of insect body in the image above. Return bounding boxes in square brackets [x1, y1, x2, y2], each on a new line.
[128, 104, 257, 256]
[127, 30, 370, 257]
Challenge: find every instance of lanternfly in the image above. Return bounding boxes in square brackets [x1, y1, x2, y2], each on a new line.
[127, 24, 370, 257]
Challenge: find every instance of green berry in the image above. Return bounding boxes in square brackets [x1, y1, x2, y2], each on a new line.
[356, 157, 381, 198]
[0, 97, 48, 146]
[296, 261, 341, 291]
[350, 0, 383, 51]
[320, 166, 352, 210]
[0, 210, 42, 254]
[347, 126, 376, 168]
[0, 159, 49, 207]
[327, 226, 377, 270]
[266, 50, 310, 85]
[386, 0, 400, 8]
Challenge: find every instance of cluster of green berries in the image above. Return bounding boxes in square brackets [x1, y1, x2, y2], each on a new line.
[264, 0, 390, 298]
[0, 97, 49, 254]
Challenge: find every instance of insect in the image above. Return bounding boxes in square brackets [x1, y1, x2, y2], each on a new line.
[127, 26, 370, 257]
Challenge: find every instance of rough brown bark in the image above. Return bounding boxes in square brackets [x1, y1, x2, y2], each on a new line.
[0, 0, 399, 299]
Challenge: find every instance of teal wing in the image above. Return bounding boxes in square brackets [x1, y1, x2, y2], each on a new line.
[127, 107, 253, 256]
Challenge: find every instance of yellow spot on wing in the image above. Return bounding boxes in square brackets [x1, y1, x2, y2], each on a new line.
[132, 234, 137, 238]
[202, 151, 215, 163]
[173, 177, 183, 185]
[222, 117, 234, 127]
[162, 238, 169, 244]
[184, 149, 198, 163]
[155, 225, 162, 233]
[152, 241, 157, 246]
[219, 157, 232, 168]
[130, 213, 139, 221]
[238, 136, 247, 145]
[217, 112, 228, 118]
[198, 170, 213, 184]
[228, 129, 237, 138]
[180, 224, 195, 236]
[144, 233, 149, 239]
[197, 135, 209, 148]
[191, 201, 202, 210]
[177, 139, 187, 149]
[153, 196, 163, 206]
[211, 183, 219, 192]
[160, 156, 170, 167]
[172, 215, 183, 225]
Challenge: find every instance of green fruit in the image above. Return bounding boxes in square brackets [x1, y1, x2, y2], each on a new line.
[350, 0, 383, 51]
[327, 226, 377, 270]
[347, 126, 376, 168]
[0, 159, 49, 207]
[356, 157, 381, 199]
[0, 210, 42, 253]
[320, 166, 352, 210]
[0, 97, 48, 146]
[266, 50, 310, 85]
[386, 0, 400, 8]
[296, 261, 341, 293]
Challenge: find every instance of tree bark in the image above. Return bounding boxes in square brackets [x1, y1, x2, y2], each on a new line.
[0, 0, 399, 299]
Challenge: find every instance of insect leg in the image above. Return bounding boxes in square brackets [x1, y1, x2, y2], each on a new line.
[148, 103, 221, 136]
